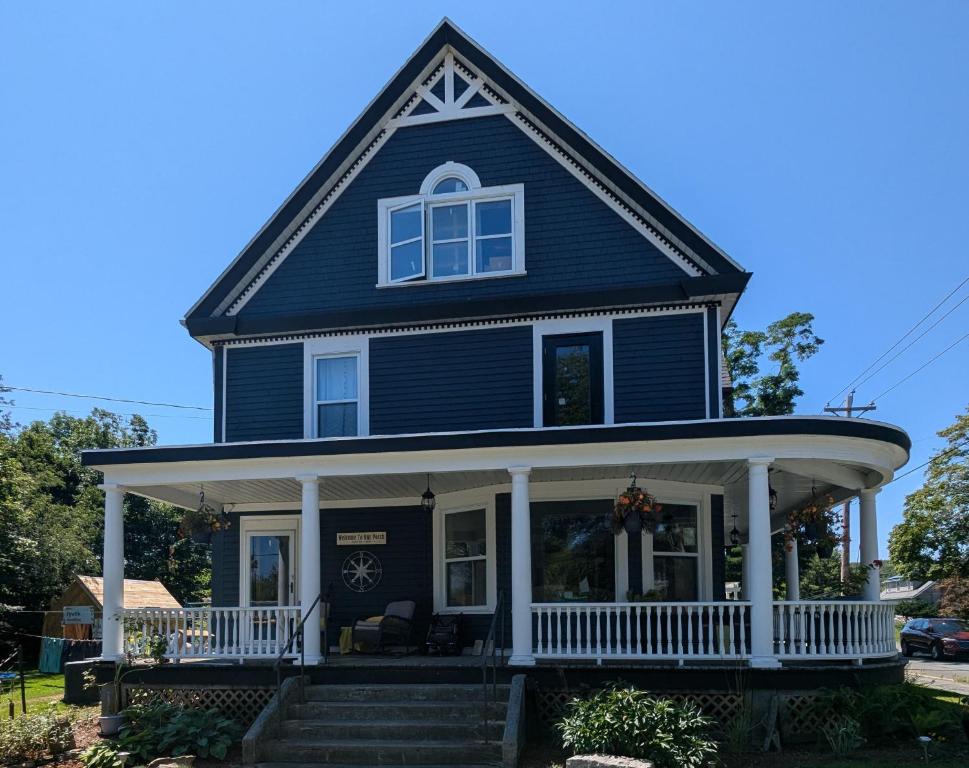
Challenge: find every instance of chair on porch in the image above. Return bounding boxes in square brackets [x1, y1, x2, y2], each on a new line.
[351, 600, 416, 654]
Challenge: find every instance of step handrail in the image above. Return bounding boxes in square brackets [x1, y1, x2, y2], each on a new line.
[273, 588, 328, 707]
[481, 590, 506, 742]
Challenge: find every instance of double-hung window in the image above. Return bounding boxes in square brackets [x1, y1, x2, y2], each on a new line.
[443, 508, 488, 608]
[377, 162, 524, 286]
[648, 503, 700, 600]
[314, 355, 359, 438]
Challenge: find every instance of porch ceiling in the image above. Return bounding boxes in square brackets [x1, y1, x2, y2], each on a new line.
[129, 458, 866, 519]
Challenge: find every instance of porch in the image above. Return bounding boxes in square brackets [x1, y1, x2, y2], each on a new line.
[81, 417, 910, 669]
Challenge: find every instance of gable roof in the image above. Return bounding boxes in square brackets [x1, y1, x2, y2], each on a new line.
[75, 575, 182, 609]
[184, 18, 748, 337]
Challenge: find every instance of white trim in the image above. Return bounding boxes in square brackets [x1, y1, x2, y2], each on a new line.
[432, 494, 497, 614]
[715, 305, 723, 419]
[532, 315, 615, 428]
[703, 312, 710, 419]
[303, 336, 370, 439]
[239, 515, 301, 609]
[220, 346, 227, 443]
[377, 182, 525, 288]
[615, 529, 629, 601]
[509, 113, 704, 278]
[419, 161, 482, 195]
[218, 304, 710, 347]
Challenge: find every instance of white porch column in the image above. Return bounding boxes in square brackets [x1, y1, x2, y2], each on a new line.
[509, 466, 535, 666]
[99, 484, 125, 660]
[785, 537, 800, 601]
[859, 489, 881, 602]
[297, 474, 322, 664]
[747, 458, 780, 667]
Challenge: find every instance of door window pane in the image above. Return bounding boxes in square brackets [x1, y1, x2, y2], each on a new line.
[249, 535, 291, 607]
[535, 510, 614, 602]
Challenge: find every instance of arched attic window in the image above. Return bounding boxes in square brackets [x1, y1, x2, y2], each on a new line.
[377, 162, 525, 286]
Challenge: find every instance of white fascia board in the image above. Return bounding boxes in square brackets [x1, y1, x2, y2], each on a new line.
[95, 431, 906, 491]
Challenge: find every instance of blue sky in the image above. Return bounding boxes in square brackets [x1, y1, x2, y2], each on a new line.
[1, 2, 966, 555]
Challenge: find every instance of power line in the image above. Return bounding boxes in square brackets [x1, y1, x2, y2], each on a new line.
[824, 276, 969, 407]
[851, 293, 969, 392]
[3, 404, 211, 421]
[870, 332, 969, 403]
[3, 386, 212, 412]
[886, 436, 969, 485]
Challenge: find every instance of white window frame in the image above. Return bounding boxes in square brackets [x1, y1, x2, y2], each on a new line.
[239, 515, 301, 608]
[376, 163, 525, 287]
[432, 494, 497, 614]
[313, 354, 361, 439]
[302, 336, 369, 439]
[386, 200, 426, 283]
[641, 495, 712, 601]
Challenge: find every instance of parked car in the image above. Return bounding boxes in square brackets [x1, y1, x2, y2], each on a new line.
[900, 617, 969, 660]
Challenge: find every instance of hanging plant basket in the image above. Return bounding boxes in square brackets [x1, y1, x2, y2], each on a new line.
[179, 490, 230, 544]
[611, 474, 661, 536]
[784, 486, 840, 559]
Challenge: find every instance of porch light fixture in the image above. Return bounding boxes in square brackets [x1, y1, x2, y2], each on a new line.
[729, 512, 741, 547]
[420, 474, 436, 512]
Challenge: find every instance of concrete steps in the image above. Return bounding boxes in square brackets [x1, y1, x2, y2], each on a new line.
[255, 683, 508, 767]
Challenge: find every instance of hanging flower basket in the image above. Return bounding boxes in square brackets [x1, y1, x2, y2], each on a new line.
[611, 474, 661, 535]
[179, 491, 230, 545]
[784, 486, 840, 558]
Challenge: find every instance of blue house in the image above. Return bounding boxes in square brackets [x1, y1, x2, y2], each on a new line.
[84, 19, 908, 678]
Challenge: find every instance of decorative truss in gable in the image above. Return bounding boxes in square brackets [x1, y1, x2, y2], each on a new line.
[390, 51, 511, 127]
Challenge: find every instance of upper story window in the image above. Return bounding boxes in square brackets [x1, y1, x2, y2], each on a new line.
[377, 162, 525, 287]
[314, 355, 359, 437]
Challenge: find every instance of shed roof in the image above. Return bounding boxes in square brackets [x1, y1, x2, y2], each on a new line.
[75, 576, 181, 609]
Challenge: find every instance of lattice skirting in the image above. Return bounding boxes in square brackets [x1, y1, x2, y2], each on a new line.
[535, 687, 827, 742]
[122, 684, 274, 727]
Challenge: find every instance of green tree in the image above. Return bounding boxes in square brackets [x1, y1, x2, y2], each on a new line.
[888, 407, 969, 581]
[0, 405, 210, 609]
[799, 550, 869, 598]
[722, 312, 824, 417]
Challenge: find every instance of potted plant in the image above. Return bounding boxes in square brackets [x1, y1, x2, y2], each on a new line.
[612, 474, 661, 535]
[83, 656, 137, 736]
[179, 490, 230, 544]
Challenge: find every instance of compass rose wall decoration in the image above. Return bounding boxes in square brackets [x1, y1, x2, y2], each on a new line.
[341, 550, 383, 592]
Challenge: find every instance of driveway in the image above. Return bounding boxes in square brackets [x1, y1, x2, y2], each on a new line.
[905, 657, 969, 696]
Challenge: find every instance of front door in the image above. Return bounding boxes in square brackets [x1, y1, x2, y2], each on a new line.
[242, 519, 299, 653]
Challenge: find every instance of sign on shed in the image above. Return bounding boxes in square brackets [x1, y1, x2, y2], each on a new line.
[63, 605, 95, 625]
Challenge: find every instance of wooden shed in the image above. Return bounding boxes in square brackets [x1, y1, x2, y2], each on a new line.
[43, 576, 181, 639]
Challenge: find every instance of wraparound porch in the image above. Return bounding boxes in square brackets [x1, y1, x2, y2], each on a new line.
[82, 417, 910, 669]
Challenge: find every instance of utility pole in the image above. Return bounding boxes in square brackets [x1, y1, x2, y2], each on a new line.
[824, 391, 876, 584]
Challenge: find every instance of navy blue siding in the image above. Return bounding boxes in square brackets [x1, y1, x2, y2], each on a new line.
[613, 314, 707, 423]
[210, 517, 240, 607]
[711, 495, 726, 601]
[213, 348, 224, 442]
[706, 307, 720, 419]
[628, 530, 642, 597]
[239, 116, 688, 317]
[224, 344, 303, 442]
[370, 327, 533, 435]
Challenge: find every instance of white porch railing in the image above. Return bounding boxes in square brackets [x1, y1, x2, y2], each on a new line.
[532, 602, 751, 660]
[122, 606, 302, 660]
[773, 601, 896, 659]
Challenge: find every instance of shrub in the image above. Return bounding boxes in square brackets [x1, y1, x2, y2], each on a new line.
[894, 598, 936, 619]
[0, 704, 74, 763]
[156, 708, 241, 759]
[80, 741, 125, 768]
[557, 685, 717, 768]
[814, 683, 964, 742]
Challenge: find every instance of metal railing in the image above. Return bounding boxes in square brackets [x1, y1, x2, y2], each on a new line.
[274, 590, 326, 707]
[481, 590, 506, 742]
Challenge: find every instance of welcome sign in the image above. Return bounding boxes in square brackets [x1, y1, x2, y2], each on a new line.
[336, 531, 387, 546]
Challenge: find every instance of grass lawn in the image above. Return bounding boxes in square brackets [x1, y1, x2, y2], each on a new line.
[0, 670, 84, 714]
